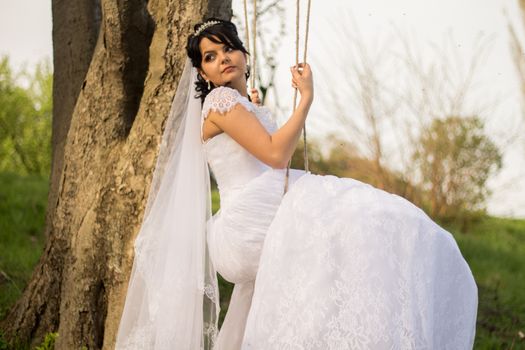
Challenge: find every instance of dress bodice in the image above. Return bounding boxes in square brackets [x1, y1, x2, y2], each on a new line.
[200, 87, 279, 195]
[200, 86, 306, 285]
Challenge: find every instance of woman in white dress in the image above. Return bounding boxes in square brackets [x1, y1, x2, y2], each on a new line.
[115, 18, 478, 350]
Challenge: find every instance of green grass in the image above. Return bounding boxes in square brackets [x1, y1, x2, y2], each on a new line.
[0, 172, 48, 321]
[1, 172, 524, 348]
[442, 217, 525, 348]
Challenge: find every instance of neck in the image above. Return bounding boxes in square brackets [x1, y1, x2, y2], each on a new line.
[225, 79, 248, 98]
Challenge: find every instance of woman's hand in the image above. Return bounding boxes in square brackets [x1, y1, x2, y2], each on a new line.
[290, 62, 313, 100]
[250, 88, 262, 106]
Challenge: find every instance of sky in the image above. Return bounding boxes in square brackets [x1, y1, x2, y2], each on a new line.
[1, 0, 524, 218]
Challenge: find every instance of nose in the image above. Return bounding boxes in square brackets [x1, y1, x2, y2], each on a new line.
[220, 52, 231, 64]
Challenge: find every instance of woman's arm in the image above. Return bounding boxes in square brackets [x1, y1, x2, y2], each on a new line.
[207, 63, 313, 169]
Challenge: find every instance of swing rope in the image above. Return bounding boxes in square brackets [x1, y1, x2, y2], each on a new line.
[243, 0, 251, 88]
[242, 0, 312, 195]
[284, 0, 312, 194]
[250, 0, 257, 89]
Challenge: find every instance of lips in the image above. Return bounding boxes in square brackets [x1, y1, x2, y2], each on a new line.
[222, 66, 236, 73]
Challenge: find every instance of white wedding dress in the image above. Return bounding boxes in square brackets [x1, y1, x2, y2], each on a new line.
[201, 87, 478, 350]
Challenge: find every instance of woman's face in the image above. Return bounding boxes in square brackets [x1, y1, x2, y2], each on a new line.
[198, 36, 247, 88]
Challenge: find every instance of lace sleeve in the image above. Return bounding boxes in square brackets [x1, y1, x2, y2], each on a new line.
[201, 86, 253, 120]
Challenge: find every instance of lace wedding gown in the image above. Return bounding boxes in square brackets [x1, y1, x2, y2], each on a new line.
[202, 87, 478, 350]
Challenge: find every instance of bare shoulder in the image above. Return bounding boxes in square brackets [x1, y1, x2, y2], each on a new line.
[204, 90, 280, 168]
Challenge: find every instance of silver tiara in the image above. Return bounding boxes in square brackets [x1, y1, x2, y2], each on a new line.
[194, 20, 221, 36]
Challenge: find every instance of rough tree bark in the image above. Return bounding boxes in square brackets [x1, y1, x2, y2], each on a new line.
[0, 0, 231, 348]
[47, 0, 102, 244]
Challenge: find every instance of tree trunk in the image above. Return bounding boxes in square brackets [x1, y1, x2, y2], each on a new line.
[48, 0, 102, 242]
[0, 0, 231, 348]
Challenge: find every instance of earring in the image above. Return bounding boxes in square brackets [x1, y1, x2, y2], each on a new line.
[207, 80, 211, 90]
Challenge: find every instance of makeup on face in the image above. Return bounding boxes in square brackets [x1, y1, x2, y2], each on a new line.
[198, 37, 248, 95]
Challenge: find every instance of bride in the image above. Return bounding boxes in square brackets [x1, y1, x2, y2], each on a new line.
[115, 18, 478, 349]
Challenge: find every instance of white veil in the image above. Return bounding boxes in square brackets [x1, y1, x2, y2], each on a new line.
[115, 58, 220, 349]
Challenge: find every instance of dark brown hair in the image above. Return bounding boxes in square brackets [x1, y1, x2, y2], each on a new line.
[186, 18, 250, 103]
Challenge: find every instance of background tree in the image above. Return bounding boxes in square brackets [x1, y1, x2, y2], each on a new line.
[412, 116, 502, 219]
[0, 57, 52, 177]
[315, 10, 501, 216]
[232, 0, 286, 107]
[509, 0, 525, 122]
[509, 0, 525, 166]
[0, 0, 231, 349]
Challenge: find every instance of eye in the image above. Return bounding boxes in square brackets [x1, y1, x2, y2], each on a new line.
[225, 46, 234, 52]
[204, 53, 215, 62]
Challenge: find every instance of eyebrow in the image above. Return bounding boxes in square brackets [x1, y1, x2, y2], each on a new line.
[202, 43, 228, 55]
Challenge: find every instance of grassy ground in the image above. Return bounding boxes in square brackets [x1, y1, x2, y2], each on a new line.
[443, 217, 525, 348]
[1, 172, 524, 348]
[0, 172, 47, 322]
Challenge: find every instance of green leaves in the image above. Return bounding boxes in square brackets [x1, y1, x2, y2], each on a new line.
[413, 115, 502, 218]
[34, 332, 58, 350]
[0, 56, 52, 177]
